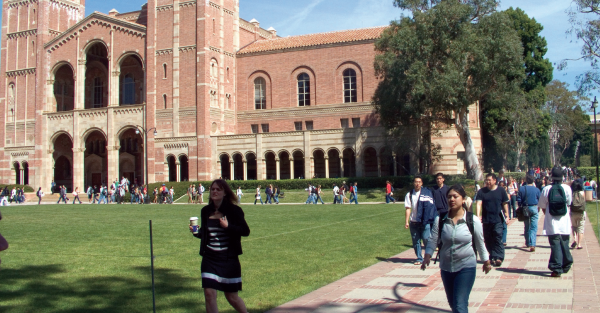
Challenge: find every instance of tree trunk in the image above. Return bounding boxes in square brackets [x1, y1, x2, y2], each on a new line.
[455, 108, 483, 180]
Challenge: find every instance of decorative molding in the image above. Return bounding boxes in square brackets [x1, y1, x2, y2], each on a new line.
[78, 59, 86, 65]
[179, 108, 197, 118]
[209, 46, 221, 53]
[214, 134, 256, 140]
[179, 45, 197, 53]
[224, 51, 235, 58]
[210, 107, 220, 118]
[209, 1, 220, 9]
[4, 145, 35, 151]
[156, 48, 173, 56]
[79, 109, 107, 118]
[48, 29, 62, 37]
[237, 102, 374, 121]
[223, 8, 234, 16]
[45, 13, 147, 51]
[6, 68, 36, 77]
[180, 0, 197, 8]
[164, 143, 189, 149]
[156, 4, 174, 12]
[156, 109, 173, 119]
[7, 0, 38, 9]
[310, 129, 346, 135]
[15, 122, 25, 130]
[155, 136, 196, 143]
[10, 151, 30, 157]
[113, 106, 144, 115]
[262, 131, 303, 138]
[6, 29, 37, 39]
[49, 0, 81, 10]
[237, 39, 378, 57]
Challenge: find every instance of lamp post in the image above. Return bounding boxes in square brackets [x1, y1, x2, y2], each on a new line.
[135, 125, 157, 186]
[592, 96, 599, 238]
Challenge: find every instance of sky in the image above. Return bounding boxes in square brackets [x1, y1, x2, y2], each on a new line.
[1, 0, 596, 107]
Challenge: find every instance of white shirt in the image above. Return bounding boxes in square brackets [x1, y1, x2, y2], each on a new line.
[404, 189, 422, 222]
[237, 189, 243, 196]
[538, 183, 572, 236]
[333, 186, 340, 196]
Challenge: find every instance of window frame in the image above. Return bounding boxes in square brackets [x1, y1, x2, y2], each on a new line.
[297, 73, 310, 107]
[294, 121, 303, 131]
[251, 124, 259, 134]
[261, 123, 270, 133]
[93, 76, 103, 108]
[343, 68, 357, 103]
[340, 118, 349, 128]
[352, 117, 361, 128]
[254, 77, 267, 110]
[305, 121, 313, 130]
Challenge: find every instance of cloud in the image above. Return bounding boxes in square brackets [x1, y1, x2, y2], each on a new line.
[274, 0, 326, 34]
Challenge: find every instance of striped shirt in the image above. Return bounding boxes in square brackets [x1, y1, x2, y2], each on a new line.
[207, 219, 229, 252]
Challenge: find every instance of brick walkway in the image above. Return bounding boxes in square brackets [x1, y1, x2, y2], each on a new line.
[268, 212, 600, 313]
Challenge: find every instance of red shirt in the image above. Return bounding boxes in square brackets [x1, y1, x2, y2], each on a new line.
[386, 183, 392, 194]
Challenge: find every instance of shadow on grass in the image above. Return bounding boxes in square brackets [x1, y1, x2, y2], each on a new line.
[0, 264, 201, 313]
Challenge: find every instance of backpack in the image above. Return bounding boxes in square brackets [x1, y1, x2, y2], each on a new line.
[548, 183, 568, 217]
[435, 212, 476, 264]
[571, 191, 586, 213]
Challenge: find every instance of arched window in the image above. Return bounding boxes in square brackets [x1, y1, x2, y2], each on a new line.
[210, 59, 218, 78]
[343, 68, 357, 103]
[297, 73, 310, 107]
[163, 94, 168, 109]
[93, 77, 103, 108]
[8, 84, 15, 122]
[122, 74, 135, 105]
[254, 77, 266, 110]
[163, 64, 167, 79]
[31, 41, 35, 54]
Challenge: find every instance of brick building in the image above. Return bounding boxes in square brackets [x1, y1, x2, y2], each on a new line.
[0, 0, 482, 191]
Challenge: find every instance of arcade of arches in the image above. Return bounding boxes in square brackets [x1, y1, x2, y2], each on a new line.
[218, 148, 410, 181]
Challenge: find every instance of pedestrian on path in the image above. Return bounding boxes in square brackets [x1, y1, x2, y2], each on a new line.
[476, 173, 509, 267]
[432, 173, 449, 216]
[57, 185, 67, 204]
[422, 184, 491, 313]
[314, 185, 325, 204]
[404, 175, 437, 265]
[332, 184, 341, 204]
[570, 181, 586, 249]
[37, 187, 43, 204]
[190, 179, 250, 313]
[236, 187, 243, 203]
[254, 185, 264, 205]
[508, 177, 518, 220]
[386, 180, 396, 204]
[538, 167, 573, 277]
[349, 182, 359, 204]
[72, 187, 82, 204]
[517, 175, 541, 252]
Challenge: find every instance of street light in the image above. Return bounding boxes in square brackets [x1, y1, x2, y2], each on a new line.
[592, 96, 599, 238]
[135, 125, 157, 186]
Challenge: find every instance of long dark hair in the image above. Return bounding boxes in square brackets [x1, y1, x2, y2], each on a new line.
[208, 179, 238, 206]
[446, 184, 468, 210]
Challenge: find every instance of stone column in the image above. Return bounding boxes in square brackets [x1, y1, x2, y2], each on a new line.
[230, 161, 234, 180]
[76, 59, 86, 109]
[310, 157, 314, 179]
[20, 169, 24, 185]
[176, 161, 181, 182]
[275, 158, 280, 180]
[106, 146, 120, 186]
[243, 160, 247, 181]
[290, 159, 295, 179]
[340, 157, 345, 177]
[73, 148, 85, 192]
[377, 156, 382, 177]
[325, 157, 329, 179]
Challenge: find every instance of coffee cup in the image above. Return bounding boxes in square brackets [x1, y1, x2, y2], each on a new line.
[190, 217, 199, 234]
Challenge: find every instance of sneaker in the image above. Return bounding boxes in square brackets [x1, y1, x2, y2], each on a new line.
[494, 260, 502, 267]
[551, 271, 561, 278]
[530, 247, 535, 252]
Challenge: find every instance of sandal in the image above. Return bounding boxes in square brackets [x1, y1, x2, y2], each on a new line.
[571, 242, 578, 249]
[577, 246, 583, 249]
[414, 261, 422, 265]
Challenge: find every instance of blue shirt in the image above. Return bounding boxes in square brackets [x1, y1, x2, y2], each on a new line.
[516, 185, 540, 206]
[432, 184, 449, 215]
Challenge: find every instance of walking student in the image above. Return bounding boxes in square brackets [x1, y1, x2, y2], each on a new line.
[517, 175, 541, 252]
[538, 167, 573, 277]
[507, 177, 518, 220]
[37, 187, 43, 204]
[432, 173, 449, 216]
[236, 187, 243, 203]
[72, 187, 82, 204]
[190, 179, 250, 313]
[254, 185, 263, 205]
[333, 184, 341, 204]
[422, 184, 491, 313]
[386, 180, 396, 204]
[404, 175, 438, 265]
[349, 182, 359, 204]
[570, 182, 586, 249]
[476, 173, 509, 267]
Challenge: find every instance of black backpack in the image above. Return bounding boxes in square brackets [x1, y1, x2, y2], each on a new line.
[548, 183, 568, 217]
[434, 211, 476, 264]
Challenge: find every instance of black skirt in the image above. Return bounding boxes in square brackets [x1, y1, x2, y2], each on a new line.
[201, 251, 242, 292]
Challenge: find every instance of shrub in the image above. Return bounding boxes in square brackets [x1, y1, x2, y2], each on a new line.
[2, 184, 34, 192]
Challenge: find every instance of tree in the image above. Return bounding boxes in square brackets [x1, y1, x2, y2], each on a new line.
[563, 0, 600, 95]
[373, 0, 524, 180]
[481, 7, 553, 171]
[544, 80, 592, 164]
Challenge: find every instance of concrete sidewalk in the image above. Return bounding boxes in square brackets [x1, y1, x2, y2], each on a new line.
[268, 213, 600, 313]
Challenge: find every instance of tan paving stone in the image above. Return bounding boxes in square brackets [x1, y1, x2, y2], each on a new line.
[509, 292, 573, 305]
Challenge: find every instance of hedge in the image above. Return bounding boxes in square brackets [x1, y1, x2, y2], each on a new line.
[147, 175, 476, 203]
[1, 184, 34, 193]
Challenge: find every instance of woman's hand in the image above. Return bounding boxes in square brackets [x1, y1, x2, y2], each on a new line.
[482, 260, 492, 274]
[220, 216, 228, 229]
[421, 254, 431, 271]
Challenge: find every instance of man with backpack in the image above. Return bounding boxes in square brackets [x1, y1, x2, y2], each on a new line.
[538, 167, 573, 277]
[476, 173, 509, 267]
[404, 175, 438, 265]
[349, 182, 358, 204]
[517, 175, 541, 252]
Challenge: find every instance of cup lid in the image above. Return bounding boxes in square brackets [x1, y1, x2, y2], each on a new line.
[190, 217, 198, 220]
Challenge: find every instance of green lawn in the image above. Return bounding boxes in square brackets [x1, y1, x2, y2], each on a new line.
[176, 188, 403, 204]
[587, 202, 600, 243]
[0, 204, 411, 313]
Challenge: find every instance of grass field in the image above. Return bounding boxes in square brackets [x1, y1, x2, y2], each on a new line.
[175, 188, 401, 204]
[0, 203, 412, 313]
[587, 202, 600, 243]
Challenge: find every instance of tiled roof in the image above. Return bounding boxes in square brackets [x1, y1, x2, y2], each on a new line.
[237, 26, 387, 55]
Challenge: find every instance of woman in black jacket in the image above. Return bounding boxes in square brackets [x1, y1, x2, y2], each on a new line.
[191, 179, 250, 313]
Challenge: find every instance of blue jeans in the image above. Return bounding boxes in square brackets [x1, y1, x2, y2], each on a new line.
[548, 234, 573, 274]
[502, 221, 507, 244]
[523, 206, 539, 247]
[483, 222, 505, 262]
[254, 195, 263, 205]
[440, 267, 476, 313]
[273, 195, 279, 204]
[314, 195, 324, 204]
[333, 195, 341, 204]
[409, 222, 431, 263]
[509, 195, 517, 219]
[385, 193, 395, 203]
[266, 194, 272, 204]
[349, 194, 358, 204]
[238, 195, 242, 203]
[306, 194, 314, 204]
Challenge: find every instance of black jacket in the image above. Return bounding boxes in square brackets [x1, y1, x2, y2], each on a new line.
[194, 200, 250, 256]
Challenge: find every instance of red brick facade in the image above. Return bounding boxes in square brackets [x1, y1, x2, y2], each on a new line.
[0, 0, 481, 190]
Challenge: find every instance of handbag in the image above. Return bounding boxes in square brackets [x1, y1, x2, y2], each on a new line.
[516, 186, 530, 222]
